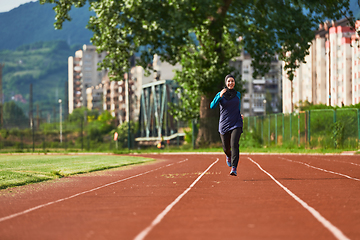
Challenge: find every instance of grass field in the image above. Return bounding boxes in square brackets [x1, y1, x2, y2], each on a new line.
[0, 154, 154, 189]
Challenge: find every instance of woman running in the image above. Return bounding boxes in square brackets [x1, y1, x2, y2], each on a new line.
[210, 74, 243, 176]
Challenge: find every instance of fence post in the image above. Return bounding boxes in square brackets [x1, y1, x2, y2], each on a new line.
[275, 114, 278, 145]
[20, 132, 23, 150]
[282, 114, 284, 146]
[358, 109, 360, 148]
[248, 116, 251, 132]
[268, 115, 271, 145]
[81, 120, 83, 151]
[308, 110, 311, 146]
[192, 119, 196, 149]
[177, 121, 180, 148]
[298, 113, 300, 147]
[261, 116, 264, 144]
[32, 122, 35, 152]
[333, 109, 336, 148]
[290, 113, 292, 142]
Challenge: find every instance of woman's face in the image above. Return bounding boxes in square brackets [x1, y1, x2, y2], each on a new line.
[226, 77, 235, 89]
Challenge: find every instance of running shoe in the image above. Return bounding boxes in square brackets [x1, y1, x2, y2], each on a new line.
[230, 167, 237, 176]
[226, 155, 231, 167]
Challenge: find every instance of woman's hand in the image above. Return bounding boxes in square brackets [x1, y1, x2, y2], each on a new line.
[220, 88, 227, 97]
[241, 114, 244, 120]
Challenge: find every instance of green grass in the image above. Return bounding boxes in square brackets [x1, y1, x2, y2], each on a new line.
[117, 144, 351, 154]
[0, 154, 154, 189]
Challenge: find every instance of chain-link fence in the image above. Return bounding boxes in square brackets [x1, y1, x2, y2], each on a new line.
[0, 121, 118, 152]
[1, 108, 359, 151]
[243, 108, 360, 149]
[0, 114, 187, 152]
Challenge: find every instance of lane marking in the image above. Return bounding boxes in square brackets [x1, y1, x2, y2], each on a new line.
[308, 156, 360, 167]
[278, 157, 360, 182]
[134, 158, 219, 240]
[0, 159, 188, 223]
[248, 157, 350, 240]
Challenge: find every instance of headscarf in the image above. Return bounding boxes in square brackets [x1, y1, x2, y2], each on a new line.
[223, 74, 237, 100]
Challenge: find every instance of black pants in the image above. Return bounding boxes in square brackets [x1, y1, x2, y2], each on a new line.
[220, 127, 243, 168]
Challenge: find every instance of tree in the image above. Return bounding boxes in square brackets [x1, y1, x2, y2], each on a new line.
[67, 107, 99, 123]
[40, 0, 355, 144]
[3, 101, 29, 128]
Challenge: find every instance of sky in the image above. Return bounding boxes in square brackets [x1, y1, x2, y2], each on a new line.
[0, 0, 36, 13]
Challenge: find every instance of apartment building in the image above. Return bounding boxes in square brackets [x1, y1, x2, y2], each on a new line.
[233, 51, 282, 117]
[352, 21, 360, 104]
[101, 73, 138, 125]
[86, 84, 103, 112]
[282, 19, 354, 113]
[68, 50, 82, 113]
[283, 26, 328, 113]
[282, 49, 315, 113]
[68, 45, 107, 114]
[327, 25, 354, 106]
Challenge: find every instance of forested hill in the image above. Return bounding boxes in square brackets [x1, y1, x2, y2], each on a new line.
[0, 40, 82, 117]
[0, 1, 93, 50]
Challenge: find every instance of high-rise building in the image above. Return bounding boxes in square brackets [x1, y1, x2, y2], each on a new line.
[282, 19, 354, 113]
[233, 51, 282, 117]
[326, 25, 354, 107]
[68, 45, 107, 113]
[351, 21, 360, 105]
[68, 50, 82, 113]
[86, 84, 103, 112]
[101, 73, 138, 125]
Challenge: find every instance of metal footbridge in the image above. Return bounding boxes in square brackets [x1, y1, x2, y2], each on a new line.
[135, 80, 185, 143]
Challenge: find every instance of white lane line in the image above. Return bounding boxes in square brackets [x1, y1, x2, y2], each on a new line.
[134, 158, 219, 240]
[248, 157, 350, 240]
[278, 157, 360, 182]
[0, 159, 188, 223]
[308, 156, 360, 167]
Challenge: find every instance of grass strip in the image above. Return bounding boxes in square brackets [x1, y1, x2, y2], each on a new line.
[0, 154, 154, 189]
[113, 146, 348, 154]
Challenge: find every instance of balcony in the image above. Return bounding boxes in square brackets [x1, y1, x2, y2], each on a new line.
[253, 106, 265, 113]
[252, 79, 266, 84]
[243, 102, 250, 109]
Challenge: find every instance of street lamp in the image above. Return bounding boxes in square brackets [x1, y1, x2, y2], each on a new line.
[263, 99, 267, 116]
[58, 99, 62, 144]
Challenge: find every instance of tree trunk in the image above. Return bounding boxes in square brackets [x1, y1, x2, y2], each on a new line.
[196, 94, 220, 146]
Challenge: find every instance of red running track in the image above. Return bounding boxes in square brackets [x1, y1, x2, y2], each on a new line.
[0, 153, 359, 240]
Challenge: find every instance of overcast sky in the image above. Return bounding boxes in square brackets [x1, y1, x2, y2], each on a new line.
[0, 0, 37, 13]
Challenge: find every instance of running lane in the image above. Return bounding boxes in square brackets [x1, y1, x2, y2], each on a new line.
[246, 154, 360, 240]
[0, 153, 359, 240]
[0, 154, 218, 240]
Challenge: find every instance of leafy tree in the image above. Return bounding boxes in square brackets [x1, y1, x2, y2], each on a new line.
[97, 110, 116, 133]
[40, 0, 355, 144]
[67, 107, 99, 123]
[2, 101, 29, 128]
[86, 110, 116, 142]
[114, 121, 137, 148]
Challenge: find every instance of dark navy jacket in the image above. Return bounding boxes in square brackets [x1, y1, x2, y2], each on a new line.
[210, 91, 243, 135]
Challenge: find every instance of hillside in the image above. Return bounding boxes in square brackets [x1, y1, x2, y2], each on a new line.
[0, 1, 93, 50]
[0, 41, 82, 117]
